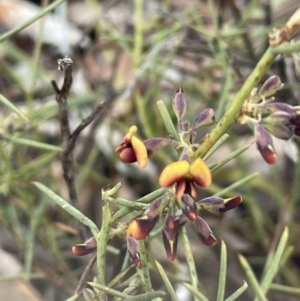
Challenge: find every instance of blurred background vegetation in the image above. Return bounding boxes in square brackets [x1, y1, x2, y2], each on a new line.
[0, 0, 300, 300]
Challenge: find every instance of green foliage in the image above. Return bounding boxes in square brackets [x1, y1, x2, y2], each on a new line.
[1, 1, 300, 301]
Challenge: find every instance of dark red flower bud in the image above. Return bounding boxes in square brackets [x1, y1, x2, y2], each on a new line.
[127, 236, 141, 268]
[72, 244, 95, 256]
[195, 216, 217, 246]
[197, 196, 242, 213]
[254, 123, 277, 164]
[191, 108, 216, 130]
[162, 210, 182, 261]
[181, 194, 198, 221]
[219, 196, 242, 213]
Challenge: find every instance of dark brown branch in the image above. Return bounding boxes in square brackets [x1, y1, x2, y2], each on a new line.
[69, 102, 106, 152]
[51, 56, 106, 241]
[75, 252, 97, 295]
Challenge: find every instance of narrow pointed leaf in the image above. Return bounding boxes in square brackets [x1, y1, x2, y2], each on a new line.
[209, 142, 253, 172]
[239, 255, 268, 301]
[33, 181, 99, 236]
[155, 260, 180, 301]
[224, 281, 248, 301]
[217, 241, 227, 301]
[202, 133, 229, 161]
[0, 93, 29, 122]
[182, 282, 210, 301]
[214, 173, 259, 197]
[257, 228, 289, 298]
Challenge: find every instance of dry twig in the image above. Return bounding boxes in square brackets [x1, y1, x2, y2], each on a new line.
[51, 56, 106, 240]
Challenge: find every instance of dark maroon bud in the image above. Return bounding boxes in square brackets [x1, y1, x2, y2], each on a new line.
[181, 194, 197, 221]
[263, 103, 297, 118]
[191, 108, 216, 130]
[219, 196, 242, 213]
[195, 216, 217, 246]
[127, 236, 141, 268]
[162, 210, 181, 261]
[72, 244, 95, 256]
[254, 123, 277, 164]
[258, 75, 283, 98]
[172, 87, 186, 121]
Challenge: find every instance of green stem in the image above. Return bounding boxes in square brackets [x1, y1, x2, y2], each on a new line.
[87, 282, 130, 298]
[195, 48, 277, 159]
[97, 198, 112, 298]
[138, 240, 153, 292]
[217, 241, 227, 301]
[27, 0, 49, 107]
[108, 197, 148, 211]
[180, 226, 198, 301]
[133, 0, 143, 69]
[272, 42, 300, 54]
[0, 0, 66, 43]
[25, 198, 48, 273]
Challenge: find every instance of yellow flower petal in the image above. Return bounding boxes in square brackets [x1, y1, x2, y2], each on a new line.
[124, 125, 138, 143]
[159, 160, 190, 187]
[131, 135, 148, 168]
[189, 158, 212, 187]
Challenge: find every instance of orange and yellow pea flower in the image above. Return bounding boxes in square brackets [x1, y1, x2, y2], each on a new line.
[115, 125, 148, 169]
[159, 158, 212, 198]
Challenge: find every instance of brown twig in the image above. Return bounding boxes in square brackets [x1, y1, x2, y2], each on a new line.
[51, 56, 107, 240]
[75, 252, 97, 295]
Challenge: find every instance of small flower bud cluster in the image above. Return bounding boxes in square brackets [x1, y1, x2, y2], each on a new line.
[122, 88, 241, 265]
[239, 75, 299, 164]
[72, 88, 243, 266]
